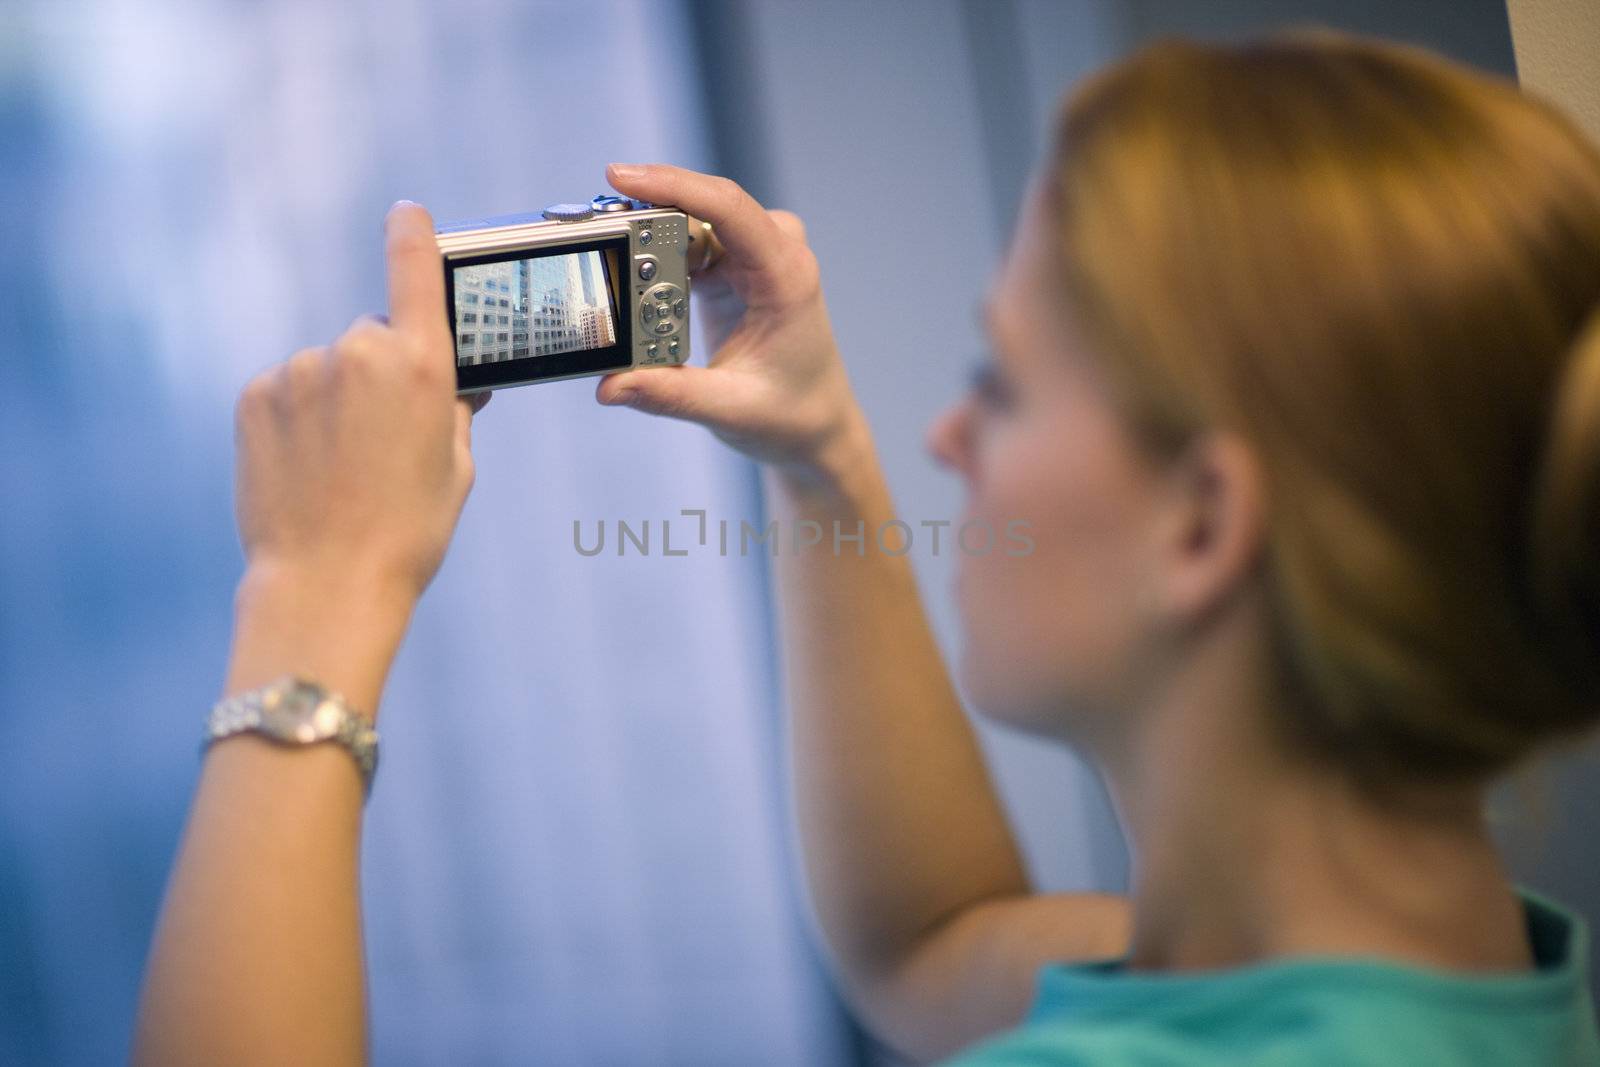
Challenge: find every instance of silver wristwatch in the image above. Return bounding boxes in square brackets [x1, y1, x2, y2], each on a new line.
[202, 676, 380, 798]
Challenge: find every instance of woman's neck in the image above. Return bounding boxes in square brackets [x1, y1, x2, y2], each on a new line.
[1095, 614, 1534, 976]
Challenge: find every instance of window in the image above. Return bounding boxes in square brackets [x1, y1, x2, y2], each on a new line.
[463, 312, 477, 323]
[460, 334, 475, 345]
[463, 292, 478, 305]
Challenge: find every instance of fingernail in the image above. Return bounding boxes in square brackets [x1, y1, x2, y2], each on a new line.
[387, 199, 419, 223]
[607, 163, 645, 181]
[604, 388, 637, 407]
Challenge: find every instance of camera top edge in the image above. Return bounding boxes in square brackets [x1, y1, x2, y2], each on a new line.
[434, 195, 678, 237]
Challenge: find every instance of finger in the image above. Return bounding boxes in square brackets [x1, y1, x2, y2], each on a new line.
[336, 312, 390, 349]
[768, 209, 806, 242]
[453, 399, 477, 497]
[595, 364, 761, 428]
[604, 163, 784, 274]
[456, 391, 490, 454]
[237, 362, 286, 429]
[283, 346, 332, 409]
[384, 200, 448, 339]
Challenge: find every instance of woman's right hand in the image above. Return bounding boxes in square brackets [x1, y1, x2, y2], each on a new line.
[595, 163, 865, 477]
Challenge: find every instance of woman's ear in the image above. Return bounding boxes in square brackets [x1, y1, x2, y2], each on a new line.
[1148, 431, 1268, 630]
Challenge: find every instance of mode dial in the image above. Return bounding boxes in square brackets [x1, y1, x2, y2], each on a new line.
[541, 203, 594, 222]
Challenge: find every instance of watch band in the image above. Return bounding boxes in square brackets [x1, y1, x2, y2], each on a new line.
[202, 676, 380, 799]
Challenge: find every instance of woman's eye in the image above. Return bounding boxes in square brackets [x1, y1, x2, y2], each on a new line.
[969, 356, 1016, 413]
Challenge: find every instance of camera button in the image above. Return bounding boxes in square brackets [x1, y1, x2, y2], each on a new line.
[672, 299, 686, 319]
[639, 229, 653, 246]
[541, 202, 593, 221]
[646, 342, 660, 360]
[653, 319, 676, 335]
[637, 258, 658, 281]
[651, 285, 674, 302]
[655, 302, 672, 320]
[668, 338, 681, 358]
[641, 303, 656, 322]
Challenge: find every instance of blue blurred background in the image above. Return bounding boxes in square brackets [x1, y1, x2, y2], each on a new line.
[1, 2, 1592, 1065]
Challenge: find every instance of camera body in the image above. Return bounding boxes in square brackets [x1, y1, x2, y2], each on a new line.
[436, 195, 694, 394]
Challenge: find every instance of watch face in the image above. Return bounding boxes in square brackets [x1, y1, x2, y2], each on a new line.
[264, 682, 343, 743]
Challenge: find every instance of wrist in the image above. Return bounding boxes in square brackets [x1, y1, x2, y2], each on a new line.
[225, 561, 417, 721]
[764, 403, 879, 510]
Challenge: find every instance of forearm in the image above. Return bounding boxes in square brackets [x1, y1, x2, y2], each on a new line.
[132, 566, 410, 1067]
[762, 409, 1031, 1011]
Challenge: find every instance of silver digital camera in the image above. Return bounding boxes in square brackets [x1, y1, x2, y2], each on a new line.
[435, 194, 718, 394]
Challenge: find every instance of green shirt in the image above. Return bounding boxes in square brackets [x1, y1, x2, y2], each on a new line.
[942, 891, 1600, 1066]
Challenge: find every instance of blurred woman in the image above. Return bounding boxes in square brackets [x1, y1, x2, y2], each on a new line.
[135, 29, 1600, 1066]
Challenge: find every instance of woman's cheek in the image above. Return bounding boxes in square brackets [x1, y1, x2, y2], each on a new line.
[951, 428, 1074, 725]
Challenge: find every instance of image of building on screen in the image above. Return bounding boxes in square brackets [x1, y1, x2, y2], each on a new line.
[454, 251, 614, 365]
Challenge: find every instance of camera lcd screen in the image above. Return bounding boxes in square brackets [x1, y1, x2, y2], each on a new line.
[447, 234, 633, 390]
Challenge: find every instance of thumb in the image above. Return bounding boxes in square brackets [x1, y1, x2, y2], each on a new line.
[596, 365, 753, 427]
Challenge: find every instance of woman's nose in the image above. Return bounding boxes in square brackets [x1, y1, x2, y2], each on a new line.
[926, 401, 974, 476]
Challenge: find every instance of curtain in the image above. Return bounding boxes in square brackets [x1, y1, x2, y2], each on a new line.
[0, 1, 858, 1063]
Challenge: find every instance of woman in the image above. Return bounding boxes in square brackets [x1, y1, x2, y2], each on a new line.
[134, 30, 1600, 1065]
